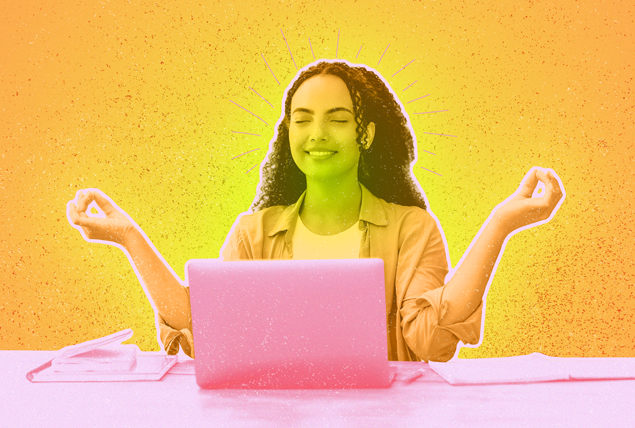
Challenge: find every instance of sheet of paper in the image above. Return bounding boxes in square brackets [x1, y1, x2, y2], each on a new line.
[550, 357, 635, 380]
[429, 354, 568, 385]
[54, 329, 134, 362]
[429, 354, 635, 385]
[52, 345, 138, 372]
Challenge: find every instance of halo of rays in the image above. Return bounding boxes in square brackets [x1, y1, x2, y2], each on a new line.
[230, 30, 455, 178]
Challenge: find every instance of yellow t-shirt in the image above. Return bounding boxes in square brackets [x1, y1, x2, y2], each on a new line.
[291, 216, 361, 260]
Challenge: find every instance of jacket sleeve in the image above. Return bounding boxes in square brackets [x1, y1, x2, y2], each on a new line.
[221, 216, 252, 260]
[158, 286, 195, 358]
[398, 211, 482, 362]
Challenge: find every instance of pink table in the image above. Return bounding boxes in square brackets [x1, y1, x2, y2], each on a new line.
[2, 351, 634, 427]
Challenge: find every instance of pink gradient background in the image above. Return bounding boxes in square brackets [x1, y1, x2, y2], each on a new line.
[1, 0, 633, 360]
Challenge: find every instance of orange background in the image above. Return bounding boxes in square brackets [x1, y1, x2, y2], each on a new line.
[1, 0, 633, 358]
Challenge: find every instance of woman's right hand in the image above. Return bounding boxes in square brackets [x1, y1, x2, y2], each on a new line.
[67, 189, 136, 247]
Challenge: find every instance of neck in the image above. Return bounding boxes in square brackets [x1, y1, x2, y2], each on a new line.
[300, 175, 362, 236]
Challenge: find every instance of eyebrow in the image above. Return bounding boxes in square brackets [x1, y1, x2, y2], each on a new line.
[291, 107, 354, 115]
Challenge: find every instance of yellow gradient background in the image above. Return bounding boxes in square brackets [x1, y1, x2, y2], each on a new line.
[2, 0, 633, 358]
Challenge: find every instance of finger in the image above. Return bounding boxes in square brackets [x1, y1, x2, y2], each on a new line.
[69, 212, 107, 230]
[75, 190, 90, 213]
[68, 202, 88, 226]
[544, 170, 564, 207]
[517, 168, 540, 198]
[532, 169, 564, 219]
[76, 190, 97, 213]
[535, 168, 549, 188]
[546, 169, 563, 197]
[67, 202, 80, 225]
[73, 190, 84, 205]
[89, 191, 118, 215]
[67, 202, 103, 232]
[76, 189, 113, 214]
[535, 169, 553, 203]
[68, 202, 93, 227]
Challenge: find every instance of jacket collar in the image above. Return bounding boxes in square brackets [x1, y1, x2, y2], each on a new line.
[267, 183, 388, 237]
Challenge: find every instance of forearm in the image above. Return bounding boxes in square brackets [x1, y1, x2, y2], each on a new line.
[439, 214, 508, 326]
[123, 227, 191, 331]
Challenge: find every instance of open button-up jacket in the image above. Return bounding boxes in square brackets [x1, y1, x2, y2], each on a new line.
[160, 185, 482, 361]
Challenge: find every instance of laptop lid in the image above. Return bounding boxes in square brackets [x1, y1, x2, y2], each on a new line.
[187, 258, 390, 389]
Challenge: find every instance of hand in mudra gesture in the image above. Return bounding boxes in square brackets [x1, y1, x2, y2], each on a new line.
[67, 189, 136, 247]
[494, 167, 565, 236]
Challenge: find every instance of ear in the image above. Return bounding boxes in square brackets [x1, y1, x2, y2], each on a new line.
[364, 122, 376, 149]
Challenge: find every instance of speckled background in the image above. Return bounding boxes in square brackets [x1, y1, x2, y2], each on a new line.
[2, 0, 633, 358]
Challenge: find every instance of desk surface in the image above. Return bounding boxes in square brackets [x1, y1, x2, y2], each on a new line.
[2, 351, 634, 427]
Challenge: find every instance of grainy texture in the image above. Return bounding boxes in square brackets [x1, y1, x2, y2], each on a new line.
[1, 0, 633, 357]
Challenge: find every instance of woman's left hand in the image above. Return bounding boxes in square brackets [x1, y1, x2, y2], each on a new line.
[493, 167, 565, 236]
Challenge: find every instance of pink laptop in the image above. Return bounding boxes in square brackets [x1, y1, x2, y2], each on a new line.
[186, 258, 390, 389]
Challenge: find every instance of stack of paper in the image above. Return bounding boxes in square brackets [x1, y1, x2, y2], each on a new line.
[27, 329, 177, 382]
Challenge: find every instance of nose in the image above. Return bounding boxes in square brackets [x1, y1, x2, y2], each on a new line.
[309, 121, 328, 142]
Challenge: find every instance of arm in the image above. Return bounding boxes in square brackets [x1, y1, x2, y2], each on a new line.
[439, 167, 564, 326]
[67, 189, 192, 351]
[400, 167, 564, 361]
[398, 215, 468, 362]
[122, 228, 191, 330]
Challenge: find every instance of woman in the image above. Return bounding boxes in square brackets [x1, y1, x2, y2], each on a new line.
[67, 60, 564, 362]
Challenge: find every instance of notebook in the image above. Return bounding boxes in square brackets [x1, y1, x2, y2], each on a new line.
[187, 258, 390, 389]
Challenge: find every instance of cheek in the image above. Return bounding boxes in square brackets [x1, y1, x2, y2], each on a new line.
[289, 126, 311, 153]
[288, 132, 301, 153]
[332, 126, 358, 144]
[288, 129, 299, 145]
[288, 135, 304, 166]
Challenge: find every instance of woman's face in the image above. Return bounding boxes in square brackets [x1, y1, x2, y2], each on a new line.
[289, 74, 369, 184]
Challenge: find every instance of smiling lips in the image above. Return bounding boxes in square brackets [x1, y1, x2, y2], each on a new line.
[306, 150, 337, 158]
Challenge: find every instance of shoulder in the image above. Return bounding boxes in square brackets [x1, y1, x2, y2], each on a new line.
[233, 205, 288, 235]
[376, 197, 436, 229]
[236, 205, 287, 224]
[374, 199, 447, 262]
[221, 205, 289, 260]
[370, 197, 445, 252]
[361, 185, 435, 230]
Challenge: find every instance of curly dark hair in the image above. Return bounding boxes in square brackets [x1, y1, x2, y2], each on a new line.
[251, 60, 427, 211]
